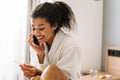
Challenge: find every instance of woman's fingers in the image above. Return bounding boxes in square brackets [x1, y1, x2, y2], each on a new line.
[23, 64, 34, 68]
[24, 72, 33, 79]
[23, 68, 36, 79]
[28, 34, 34, 45]
[19, 64, 30, 71]
[19, 64, 26, 71]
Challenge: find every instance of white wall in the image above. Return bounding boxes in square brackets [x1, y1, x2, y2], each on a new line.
[55, 0, 103, 72]
[102, 0, 120, 71]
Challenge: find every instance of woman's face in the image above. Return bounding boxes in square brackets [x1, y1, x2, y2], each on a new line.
[31, 17, 57, 44]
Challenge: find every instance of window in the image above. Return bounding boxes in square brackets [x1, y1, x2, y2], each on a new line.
[0, 0, 54, 79]
[0, 0, 28, 80]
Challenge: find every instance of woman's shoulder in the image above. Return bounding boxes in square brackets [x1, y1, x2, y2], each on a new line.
[60, 30, 79, 47]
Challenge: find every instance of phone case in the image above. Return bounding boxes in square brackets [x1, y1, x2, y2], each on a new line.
[33, 35, 39, 46]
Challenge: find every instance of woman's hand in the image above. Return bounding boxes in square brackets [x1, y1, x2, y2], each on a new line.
[19, 64, 42, 79]
[28, 33, 45, 63]
[28, 34, 45, 53]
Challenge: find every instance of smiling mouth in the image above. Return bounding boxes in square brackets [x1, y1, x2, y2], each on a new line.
[37, 36, 44, 40]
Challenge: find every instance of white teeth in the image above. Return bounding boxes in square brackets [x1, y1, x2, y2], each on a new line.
[37, 36, 44, 39]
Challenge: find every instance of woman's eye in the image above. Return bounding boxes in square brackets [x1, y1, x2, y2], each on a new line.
[39, 28, 45, 30]
[32, 28, 45, 31]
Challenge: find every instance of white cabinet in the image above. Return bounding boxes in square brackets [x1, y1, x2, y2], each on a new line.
[106, 46, 120, 76]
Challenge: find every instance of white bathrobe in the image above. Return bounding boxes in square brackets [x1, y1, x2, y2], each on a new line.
[30, 30, 81, 80]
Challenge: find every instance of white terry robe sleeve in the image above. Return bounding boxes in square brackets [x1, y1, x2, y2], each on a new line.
[53, 35, 81, 80]
[56, 42, 81, 80]
[30, 45, 50, 71]
[39, 52, 49, 70]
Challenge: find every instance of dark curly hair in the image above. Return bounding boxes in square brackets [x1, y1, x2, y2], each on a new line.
[31, 1, 76, 33]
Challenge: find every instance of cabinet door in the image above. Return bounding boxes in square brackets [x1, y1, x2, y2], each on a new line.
[106, 46, 120, 76]
[107, 56, 120, 75]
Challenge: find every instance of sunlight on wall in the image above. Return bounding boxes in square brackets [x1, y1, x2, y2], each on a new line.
[0, 0, 27, 80]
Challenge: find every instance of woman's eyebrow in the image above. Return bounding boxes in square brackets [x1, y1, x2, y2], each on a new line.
[38, 24, 45, 26]
[31, 24, 46, 27]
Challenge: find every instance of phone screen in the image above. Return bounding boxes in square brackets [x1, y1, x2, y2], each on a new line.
[14, 60, 21, 65]
[33, 35, 39, 46]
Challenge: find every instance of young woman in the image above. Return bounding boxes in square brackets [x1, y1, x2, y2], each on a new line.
[20, 1, 81, 80]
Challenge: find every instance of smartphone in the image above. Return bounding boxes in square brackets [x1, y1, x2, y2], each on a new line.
[14, 60, 21, 65]
[33, 35, 39, 46]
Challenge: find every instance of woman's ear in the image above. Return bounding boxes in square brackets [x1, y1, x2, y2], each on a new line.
[52, 23, 58, 30]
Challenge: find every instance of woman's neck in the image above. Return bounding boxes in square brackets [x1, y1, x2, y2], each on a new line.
[46, 33, 56, 50]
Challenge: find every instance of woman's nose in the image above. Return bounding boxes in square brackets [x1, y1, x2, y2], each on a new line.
[34, 29, 41, 35]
